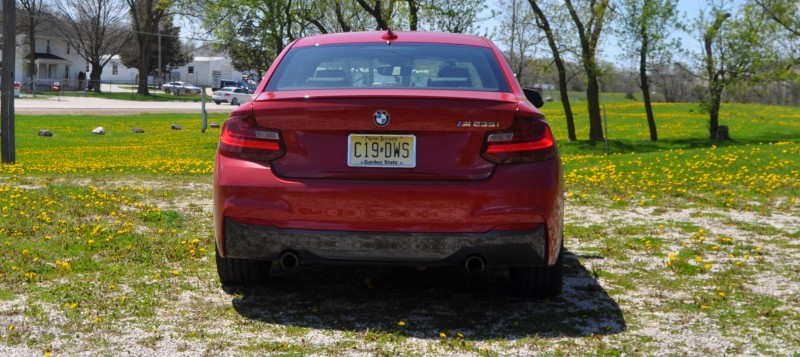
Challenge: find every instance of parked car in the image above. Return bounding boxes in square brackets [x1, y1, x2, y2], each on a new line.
[216, 79, 255, 93]
[212, 87, 252, 105]
[213, 30, 564, 298]
[162, 81, 202, 95]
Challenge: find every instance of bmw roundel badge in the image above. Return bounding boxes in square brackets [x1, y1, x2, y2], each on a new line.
[373, 110, 390, 127]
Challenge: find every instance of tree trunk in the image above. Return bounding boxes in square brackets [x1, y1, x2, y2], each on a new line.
[407, 0, 418, 30]
[555, 57, 577, 141]
[586, 74, 604, 141]
[27, 30, 36, 94]
[137, 49, 150, 95]
[529, 0, 577, 141]
[639, 36, 657, 141]
[90, 63, 103, 93]
[708, 83, 722, 140]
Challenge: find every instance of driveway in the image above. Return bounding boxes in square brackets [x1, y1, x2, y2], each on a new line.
[12, 95, 238, 115]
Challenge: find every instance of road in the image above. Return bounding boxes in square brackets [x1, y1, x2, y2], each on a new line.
[12, 94, 239, 115]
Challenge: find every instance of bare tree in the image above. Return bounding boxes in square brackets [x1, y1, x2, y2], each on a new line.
[53, 0, 131, 92]
[125, 0, 170, 95]
[17, 0, 50, 93]
[498, 0, 544, 85]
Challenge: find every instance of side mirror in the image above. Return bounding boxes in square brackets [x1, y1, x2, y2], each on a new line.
[523, 87, 544, 108]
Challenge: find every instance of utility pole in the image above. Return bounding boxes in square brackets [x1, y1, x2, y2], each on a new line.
[1, 0, 17, 164]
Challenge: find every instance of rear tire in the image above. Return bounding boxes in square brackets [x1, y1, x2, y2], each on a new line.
[509, 247, 564, 298]
[231, 98, 239, 106]
[214, 101, 221, 105]
[216, 245, 271, 287]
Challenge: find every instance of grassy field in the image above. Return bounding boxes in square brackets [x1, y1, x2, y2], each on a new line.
[1, 100, 799, 355]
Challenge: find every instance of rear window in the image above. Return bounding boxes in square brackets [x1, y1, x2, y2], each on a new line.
[267, 43, 510, 92]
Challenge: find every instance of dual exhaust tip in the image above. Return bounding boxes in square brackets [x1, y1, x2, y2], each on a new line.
[279, 251, 486, 274]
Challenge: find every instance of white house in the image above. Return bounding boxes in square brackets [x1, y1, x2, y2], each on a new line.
[10, 26, 90, 91]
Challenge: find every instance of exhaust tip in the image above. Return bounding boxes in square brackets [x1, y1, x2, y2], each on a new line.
[464, 255, 485, 274]
[279, 251, 299, 270]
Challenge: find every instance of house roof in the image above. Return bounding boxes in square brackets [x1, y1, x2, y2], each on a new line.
[26, 52, 71, 64]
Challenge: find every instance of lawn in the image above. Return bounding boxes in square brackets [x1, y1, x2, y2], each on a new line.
[0, 101, 798, 355]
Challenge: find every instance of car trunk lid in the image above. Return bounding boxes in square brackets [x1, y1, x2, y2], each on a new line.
[252, 90, 524, 181]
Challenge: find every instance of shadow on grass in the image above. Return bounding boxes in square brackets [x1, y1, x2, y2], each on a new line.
[229, 250, 626, 340]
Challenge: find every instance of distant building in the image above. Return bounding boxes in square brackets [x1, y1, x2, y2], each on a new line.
[5, 23, 90, 90]
[100, 54, 248, 89]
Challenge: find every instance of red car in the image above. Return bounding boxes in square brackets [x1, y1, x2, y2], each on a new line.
[213, 30, 564, 298]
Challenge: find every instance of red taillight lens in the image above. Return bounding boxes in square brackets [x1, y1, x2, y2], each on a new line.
[218, 114, 285, 162]
[482, 117, 557, 164]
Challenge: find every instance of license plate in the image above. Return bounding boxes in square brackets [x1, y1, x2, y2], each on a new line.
[348, 134, 416, 168]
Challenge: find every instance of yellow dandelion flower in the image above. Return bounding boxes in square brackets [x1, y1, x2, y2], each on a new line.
[704, 264, 711, 270]
[21, 249, 29, 255]
[172, 270, 180, 276]
[398, 321, 406, 327]
[695, 256, 702, 262]
[701, 305, 709, 309]
[718, 291, 726, 298]
[439, 332, 447, 338]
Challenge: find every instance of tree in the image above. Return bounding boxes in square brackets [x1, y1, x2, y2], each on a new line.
[498, 0, 543, 85]
[694, 0, 778, 140]
[17, 0, 49, 93]
[616, 0, 679, 141]
[419, 0, 489, 33]
[354, 0, 395, 29]
[125, 0, 171, 95]
[564, 0, 613, 141]
[201, 0, 296, 81]
[295, 0, 371, 33]
[528, 0, 578, 141]
[119, 15, 191, 83]
[53, 0, 131, 93]
[754, 0, 800, 37]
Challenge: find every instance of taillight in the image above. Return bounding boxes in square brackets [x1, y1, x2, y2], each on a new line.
[482, 116, 557, 164]
[218, 113, 285, 162]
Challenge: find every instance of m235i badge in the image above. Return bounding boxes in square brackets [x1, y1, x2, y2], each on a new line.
[457, 121, 499, 128]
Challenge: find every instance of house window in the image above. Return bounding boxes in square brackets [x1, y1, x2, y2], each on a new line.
[66, 65, 70, 78]
[112, 63, 118, 75]
[188, 66, 194, 74]
[47, 40, 51, 54]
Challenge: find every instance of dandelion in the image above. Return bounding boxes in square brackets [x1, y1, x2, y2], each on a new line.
[695, 256, 702, 262]
[398, 321, 406, 327]
[704, 263, 712, 270]
[439, 332, 447, 338]
[718, 291, 726, 298]
[21, 249, 29, 255]
[701, 305, 710, 309]
[172, 270, 180, 276]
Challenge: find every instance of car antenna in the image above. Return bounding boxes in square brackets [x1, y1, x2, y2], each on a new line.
[381, 27, 398, 45]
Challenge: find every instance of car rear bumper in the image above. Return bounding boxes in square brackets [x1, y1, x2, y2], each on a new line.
[223, 217, 547, 266]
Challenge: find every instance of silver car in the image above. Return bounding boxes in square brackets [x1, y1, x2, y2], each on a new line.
[162, 81, 202, 95]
